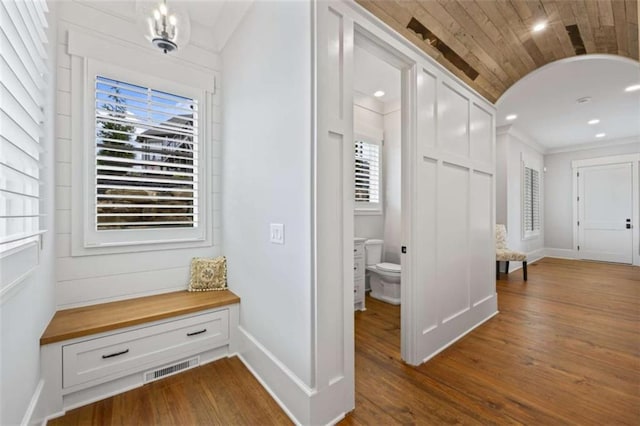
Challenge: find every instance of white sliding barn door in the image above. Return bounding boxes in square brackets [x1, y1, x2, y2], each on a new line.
[411, 72, 497, 364]
[578, 163, 633, 264]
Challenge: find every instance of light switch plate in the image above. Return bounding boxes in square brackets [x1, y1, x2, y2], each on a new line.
[270, 223, 284, 244]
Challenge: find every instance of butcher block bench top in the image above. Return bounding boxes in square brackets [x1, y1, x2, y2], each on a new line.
[40, 290, 240, 345]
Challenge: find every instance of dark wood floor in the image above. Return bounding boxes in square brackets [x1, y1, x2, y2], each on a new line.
[52, 258, 639, 425]
[342, 258, 640, 425]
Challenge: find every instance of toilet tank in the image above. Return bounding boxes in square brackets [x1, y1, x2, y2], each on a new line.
[364, 239, 384, 266]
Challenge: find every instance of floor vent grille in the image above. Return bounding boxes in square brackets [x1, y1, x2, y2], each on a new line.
[144, 357, 199, 383]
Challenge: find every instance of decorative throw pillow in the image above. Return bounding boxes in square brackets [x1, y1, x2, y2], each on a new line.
[188, 256, 227, 292]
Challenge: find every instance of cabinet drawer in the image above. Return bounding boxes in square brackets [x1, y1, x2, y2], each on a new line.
[63, 310, 228, 389]
[354, 257, 365, 278]
[354, 243, 364, 258]
[354, 277, 365, 303]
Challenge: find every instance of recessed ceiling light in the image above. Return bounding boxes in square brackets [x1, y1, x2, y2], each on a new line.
[588, 119, 600, 125]
[506, 114, 518, 121]
[532, 22, 547, 32]
[625, 84, 640, 92]
[595, 133, 606, 138]
[373, 90, 385, 97]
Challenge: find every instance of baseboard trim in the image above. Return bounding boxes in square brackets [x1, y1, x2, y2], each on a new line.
[21, 379, 44, 426]
[421, 307, 499, 364]
[236, 326, 314, 425]
[544, 248, 577, 259]
[506, 248, 545, 273]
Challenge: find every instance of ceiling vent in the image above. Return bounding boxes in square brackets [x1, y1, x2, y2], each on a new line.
[566, 24, 586, 55]
[407, 17, 479, 81]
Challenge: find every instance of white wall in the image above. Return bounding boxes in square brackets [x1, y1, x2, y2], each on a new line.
[353, 95, 384, 239]
[222, 0, 314, 419]
[0, 2, 57, 424]
[53, 1, 222, 308]
[544, 139, 640, 251]
[382, 102, 401, 264]
[495, 126, 545, 266]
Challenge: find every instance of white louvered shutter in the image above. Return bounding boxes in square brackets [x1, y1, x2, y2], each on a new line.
[523, 167, 540, 232]
[354, 139, 380, 205]
[0, 0, 48, 251]
[94, 76, 199, 230]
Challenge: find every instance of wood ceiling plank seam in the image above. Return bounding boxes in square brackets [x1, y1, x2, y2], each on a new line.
[412, 0, 509, 94]
[524, 0, 567, 61]
[509, 0, 534, 22]
[628, 22, 639, 58]
[435, 0, 517, 85]
[612, 0, 629, 56]
[540, 0, 579, 57]
[404, 4, 505, 101]
[356, 0, 444, 62]
[474, 0, 538, 71]
[458, 0, 528, 79]
[584, 0, 602, 45]
[625, 0, 638, 25]
[597, 0, 615, 26]
[457, 0, 502, 44]
[355, 0, 499, 102]
[571, 0, 598, 53]
[496, 0, 548, 66]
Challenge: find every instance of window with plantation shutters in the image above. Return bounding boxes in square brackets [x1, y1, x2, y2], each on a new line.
[354, 136, 381, 213]
[94, 76, 198, 231]
[523, 166, 540, 237]
[0, 0, 48, 253]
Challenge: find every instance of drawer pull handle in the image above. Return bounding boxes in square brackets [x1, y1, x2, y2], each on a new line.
[187, 329, 207, 337]
[102, 349, 129, 359]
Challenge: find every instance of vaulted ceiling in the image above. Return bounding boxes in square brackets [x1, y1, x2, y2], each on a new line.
[355, 0, 639, 102]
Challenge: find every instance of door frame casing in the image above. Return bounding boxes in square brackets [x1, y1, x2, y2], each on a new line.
[571, 153, 640, 266]
[353, 23, 418, 365]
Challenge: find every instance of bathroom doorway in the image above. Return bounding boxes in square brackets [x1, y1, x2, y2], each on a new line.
[352, 31, 406, 360]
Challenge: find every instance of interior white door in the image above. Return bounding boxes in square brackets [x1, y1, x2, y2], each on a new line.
[578, 162, 633, 264]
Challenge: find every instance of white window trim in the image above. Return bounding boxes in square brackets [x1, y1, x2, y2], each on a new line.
[69, 35, 214, 256]
[521, 153, 541, 240]
[354, 134, 383, 216]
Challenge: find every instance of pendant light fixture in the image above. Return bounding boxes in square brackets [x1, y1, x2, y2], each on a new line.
[149, 0, 178, 54]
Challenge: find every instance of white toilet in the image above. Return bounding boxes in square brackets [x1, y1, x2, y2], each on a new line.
[364, 239, 401, 305]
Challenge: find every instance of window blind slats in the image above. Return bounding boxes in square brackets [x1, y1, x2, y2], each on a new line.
[0, 86, 42, 142]
[524, 167, 540, 233]
[0, 42, 44, 109]
[1, 118, 42, 161]
[354, 139, 380, 204]
[14, 0, 48, 59]
[0, 0, 46, 249]
[0, 1, 47, 78]
[95, 75, 198, 231]
[23, 0, 48, 44]
[96, 116, 196, 139]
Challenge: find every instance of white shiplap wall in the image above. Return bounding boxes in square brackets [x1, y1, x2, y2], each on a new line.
[54, 1, 222, 309]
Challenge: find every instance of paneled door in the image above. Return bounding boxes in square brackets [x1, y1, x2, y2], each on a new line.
[578, 162, 633, 264]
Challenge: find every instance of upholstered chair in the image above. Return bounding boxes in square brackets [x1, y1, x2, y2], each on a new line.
[496, 224, 527, 281]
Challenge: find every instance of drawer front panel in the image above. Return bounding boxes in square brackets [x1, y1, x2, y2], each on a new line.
[63, 310, 228, 389]
[354, 256, 365, 279]
[354, 243, 364, 258]
[355, 277, 365, 303]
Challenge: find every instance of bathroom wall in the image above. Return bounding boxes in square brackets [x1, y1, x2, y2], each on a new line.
[383, 100, 401, 264]
[353, 95, 402, 264]
[353, 94, 384, 240]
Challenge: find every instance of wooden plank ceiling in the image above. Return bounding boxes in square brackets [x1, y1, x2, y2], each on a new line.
[355, 0, 640, 102]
